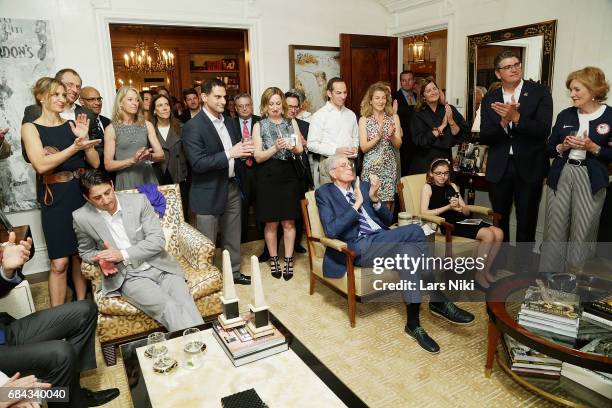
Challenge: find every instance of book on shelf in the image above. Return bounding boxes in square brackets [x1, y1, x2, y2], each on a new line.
[522, 286, 580, 320]
[560, 336, 612, 399]
[501, 335, 562, 377]
[212, 313, 288, 367]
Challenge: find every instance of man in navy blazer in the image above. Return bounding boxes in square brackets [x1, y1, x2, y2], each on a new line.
[480, 50, 553, 271]
[182, 78, 254, 285]
[315, 154, 474, 354]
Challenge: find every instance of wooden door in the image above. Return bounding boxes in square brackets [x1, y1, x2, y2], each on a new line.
[340, 34, 398, 114]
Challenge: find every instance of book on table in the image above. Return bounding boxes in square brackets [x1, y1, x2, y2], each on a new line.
[522, 286, 580, 320]
[502, 334, 562, 377]
[560, 336, 612, 399]
[212, 313, 288, 367]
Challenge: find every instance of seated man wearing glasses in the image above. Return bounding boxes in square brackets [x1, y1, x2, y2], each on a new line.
[315, 154, 474, 354]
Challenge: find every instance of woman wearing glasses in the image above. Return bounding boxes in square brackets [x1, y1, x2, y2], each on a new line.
[409, 77, 468, 174]
[358, 83, 402, 209]
[253, 87, 304, 280]
[421, 158, 503, 288]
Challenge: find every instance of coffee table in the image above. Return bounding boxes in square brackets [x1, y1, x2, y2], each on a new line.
[120, 313, 367, 408]
[485, 275, 612, 407]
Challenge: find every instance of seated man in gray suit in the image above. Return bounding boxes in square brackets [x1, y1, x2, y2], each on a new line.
[73, 169, 203, 332]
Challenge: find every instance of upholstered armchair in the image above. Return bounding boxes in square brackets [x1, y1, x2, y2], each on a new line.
[301, 191, 400, 328]
[81, 184, 222, 366]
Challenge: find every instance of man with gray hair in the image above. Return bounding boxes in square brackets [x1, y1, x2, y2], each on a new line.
[315, 154, 474, 354]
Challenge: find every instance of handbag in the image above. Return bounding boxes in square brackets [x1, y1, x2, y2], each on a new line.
[290, 153, 307, 178]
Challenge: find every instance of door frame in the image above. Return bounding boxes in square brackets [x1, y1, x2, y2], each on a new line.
[390, 18, 455, 105]
[91, 6, 263, 115]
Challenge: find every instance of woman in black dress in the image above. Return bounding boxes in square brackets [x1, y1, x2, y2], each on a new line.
[409, 77, 468, 174]
[253, 87, 304, 281]
[420, 158, 503, 289]
[21, 77, 100, 306]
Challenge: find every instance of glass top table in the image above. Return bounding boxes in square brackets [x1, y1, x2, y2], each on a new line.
[485, 275, 612, 407]
[120, 312, 367, 408]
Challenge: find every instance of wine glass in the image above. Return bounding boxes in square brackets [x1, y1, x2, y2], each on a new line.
[182, 328, 205, 369]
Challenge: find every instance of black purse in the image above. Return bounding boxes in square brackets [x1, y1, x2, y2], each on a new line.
[290, 153, 306, 178]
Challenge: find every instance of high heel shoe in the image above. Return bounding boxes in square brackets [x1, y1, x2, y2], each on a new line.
[283, 256, 294, 281]
[270, 256, 282, 279]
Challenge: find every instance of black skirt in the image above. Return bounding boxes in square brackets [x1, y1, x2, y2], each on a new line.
[255, 159, 301, 222]
[442, 221, 492, 239]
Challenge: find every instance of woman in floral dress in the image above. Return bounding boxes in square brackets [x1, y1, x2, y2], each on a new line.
[358, 82, 402, 209]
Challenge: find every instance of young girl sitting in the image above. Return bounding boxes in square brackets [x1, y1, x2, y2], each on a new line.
[420, 158, 503, 289]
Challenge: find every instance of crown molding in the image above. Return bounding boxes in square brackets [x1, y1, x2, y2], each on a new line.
[377, 0, 450, 13]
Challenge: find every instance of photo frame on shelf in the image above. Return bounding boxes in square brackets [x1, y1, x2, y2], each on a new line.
[289, 45, 340, 113]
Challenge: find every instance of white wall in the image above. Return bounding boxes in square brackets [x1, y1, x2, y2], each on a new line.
[0, 0, 391, 275]
[390, 0, 612, 246]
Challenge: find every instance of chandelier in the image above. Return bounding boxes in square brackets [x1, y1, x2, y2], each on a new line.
[407, 34, 430, 63]
[123, 42, 175, 73]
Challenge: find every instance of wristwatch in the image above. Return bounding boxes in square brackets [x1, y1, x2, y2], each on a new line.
[593, 145, 602, 156]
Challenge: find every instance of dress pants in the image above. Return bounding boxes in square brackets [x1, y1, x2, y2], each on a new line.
[196, 181, 242, 277]
[350, 225, 429, 304]
[241, 164, 257, 242]
[489, 157, 544, 270]
[120, 266, 204, 332]
[539, 164, 607, 273]
[0, 300, 97, 408]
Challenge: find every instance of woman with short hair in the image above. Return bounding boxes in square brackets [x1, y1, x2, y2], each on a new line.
[540, 67, 611, 273]
[252, 87, 304, 280]
[21, 77, 100, 305]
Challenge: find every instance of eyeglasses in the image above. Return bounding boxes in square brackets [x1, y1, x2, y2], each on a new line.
[236, 104, 251, 109]
[287, 105, 300, 110]
[433, 171, 450, 176]
[332, 162, 353, 170]
[82, 97, 103, 102]
[498, 62, 522, 72]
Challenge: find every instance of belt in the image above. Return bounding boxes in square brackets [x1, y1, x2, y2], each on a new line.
[565, 158, 587, 166]
[42, 168, 86, 205]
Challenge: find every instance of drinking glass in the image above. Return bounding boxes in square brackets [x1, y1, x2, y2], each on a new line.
[182, 328, 205, 369]
[147, 332, 168, 362]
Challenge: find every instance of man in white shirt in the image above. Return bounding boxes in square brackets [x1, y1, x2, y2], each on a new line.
[307, 78, 359, 186]
[72, 170, 204, 331]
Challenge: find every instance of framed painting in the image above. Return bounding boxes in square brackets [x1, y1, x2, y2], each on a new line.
[289, 45, 340, 113]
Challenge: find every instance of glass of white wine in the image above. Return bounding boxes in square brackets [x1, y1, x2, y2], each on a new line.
[182, 328, 205, 369]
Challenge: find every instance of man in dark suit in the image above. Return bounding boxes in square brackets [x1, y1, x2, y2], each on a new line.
[234, 92, 261, 243]
[79, 86, 110, 169]
[0, 232, 119, 407]
[480, 50, 553, 271]
[315, 154, 474, 354]
[394, 70, 417, 176]
[178, 88, 201, 124]
[182, 78, 254, 285]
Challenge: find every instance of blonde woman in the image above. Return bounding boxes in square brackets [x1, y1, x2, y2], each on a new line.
[253, 87, 304, 280]
[104, 86, 164, 190]
[21, 77, 100, 306]
[358, 82, 402, 209]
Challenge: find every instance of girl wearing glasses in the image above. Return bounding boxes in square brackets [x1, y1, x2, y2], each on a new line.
[421, 158, 503, 288]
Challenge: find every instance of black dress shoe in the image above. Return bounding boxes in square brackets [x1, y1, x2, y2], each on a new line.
[233, 274, 251, 285]
[429, 302, 475, 325]
[405, 325, 440, 354]
[82, 387, 120, 407]
[294, 244, 307, 254]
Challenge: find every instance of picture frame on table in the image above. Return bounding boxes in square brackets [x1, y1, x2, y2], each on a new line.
[289, 45, 340, 114]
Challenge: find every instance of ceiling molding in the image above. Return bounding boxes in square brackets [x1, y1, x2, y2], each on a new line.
[377, 0, 447, 13]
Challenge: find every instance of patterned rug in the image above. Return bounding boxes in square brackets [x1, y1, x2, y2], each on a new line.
[31, 240, 553, 408]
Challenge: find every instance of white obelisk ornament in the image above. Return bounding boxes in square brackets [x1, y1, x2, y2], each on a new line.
[218, 249, 245, 329]
[246, 255, 274, 338]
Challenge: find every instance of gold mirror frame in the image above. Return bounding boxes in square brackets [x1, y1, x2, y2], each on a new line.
[466, 20, 557, 123]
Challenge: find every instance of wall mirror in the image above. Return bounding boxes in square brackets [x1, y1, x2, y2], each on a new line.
[466, 20, 557, 123]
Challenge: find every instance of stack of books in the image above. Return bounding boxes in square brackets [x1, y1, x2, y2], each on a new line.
[581, 294, 612, 330]
[212, 313, 288, 367]
[502, 334, 562, 377]
[560, 336, 612, 399]
[518, 286, 580, 348]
